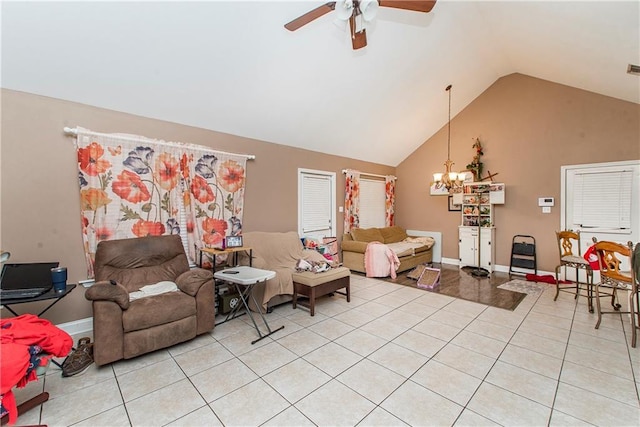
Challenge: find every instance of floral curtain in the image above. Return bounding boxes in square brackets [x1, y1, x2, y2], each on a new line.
[75, 127, 247, 277]
[182, 147, 245, 264]
[385, 175, 396, 227]
[343, 169, 360, 233]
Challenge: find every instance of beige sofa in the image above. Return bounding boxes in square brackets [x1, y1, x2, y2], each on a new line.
[342, 226, 434, 275]
[239, 231, 345, 311]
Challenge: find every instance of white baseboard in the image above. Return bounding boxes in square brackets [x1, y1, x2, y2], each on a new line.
[56, 317, 93, 336]
[441, 257, 459, 265]
[439, 259, 554, 277]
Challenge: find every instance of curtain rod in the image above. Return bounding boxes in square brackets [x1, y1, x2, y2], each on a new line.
[63, 127, 256, 160]
[341, 169, 397, 180]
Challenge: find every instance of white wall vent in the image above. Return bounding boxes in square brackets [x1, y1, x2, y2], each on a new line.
[627, 64, 640, 76]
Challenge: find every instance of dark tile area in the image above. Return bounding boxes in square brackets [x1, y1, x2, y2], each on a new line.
[374, 263, 526, 311]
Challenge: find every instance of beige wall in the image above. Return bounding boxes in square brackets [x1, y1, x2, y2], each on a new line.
[0, 89, 394, 324]
[396, 73, 640, 273]
[2, 73, 639, 325]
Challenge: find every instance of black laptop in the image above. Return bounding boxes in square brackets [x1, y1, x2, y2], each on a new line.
[0, 262, 59, 300]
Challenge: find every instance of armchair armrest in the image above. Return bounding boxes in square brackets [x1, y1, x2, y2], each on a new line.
[341, 240, 368, 254]
[175, 268, 213, 297]
[85, 281, 129, 309]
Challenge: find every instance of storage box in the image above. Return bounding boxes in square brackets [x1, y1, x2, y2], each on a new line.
[417, 267, 441, 289]
[219, 292, 241, 314]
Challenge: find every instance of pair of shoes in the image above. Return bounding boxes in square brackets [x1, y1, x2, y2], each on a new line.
[62, 337, 94, 377]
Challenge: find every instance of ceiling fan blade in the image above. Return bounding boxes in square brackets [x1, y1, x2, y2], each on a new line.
[378, 0, 436, 13]
[349, 16, 367, 50]
[284, 2, 337, 31]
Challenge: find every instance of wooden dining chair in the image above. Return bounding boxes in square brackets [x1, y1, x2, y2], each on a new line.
[630, 243, 640, 348]
[554, 230, 594, 312]
[592, 238, 633, 333]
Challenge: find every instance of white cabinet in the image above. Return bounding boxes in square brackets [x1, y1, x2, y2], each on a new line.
[459, 226, 495, 272]
[457, 182, 504, 274]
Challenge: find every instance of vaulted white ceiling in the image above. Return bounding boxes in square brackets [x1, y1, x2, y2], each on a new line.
[2, 1, 638, 166]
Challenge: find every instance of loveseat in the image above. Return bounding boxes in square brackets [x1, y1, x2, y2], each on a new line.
[341, 226, 434, 276]
[85, 235, 215, 366]
[239, 231, 349, 311]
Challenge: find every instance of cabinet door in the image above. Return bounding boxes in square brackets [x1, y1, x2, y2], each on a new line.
[459, 228, 477, 267]
[479, 231, 492, 269]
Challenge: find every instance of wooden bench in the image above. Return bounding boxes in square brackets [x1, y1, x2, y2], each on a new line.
[292, 267, 350, 316]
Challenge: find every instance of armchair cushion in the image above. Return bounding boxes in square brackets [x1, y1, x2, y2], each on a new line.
[122, 292, 195, 332]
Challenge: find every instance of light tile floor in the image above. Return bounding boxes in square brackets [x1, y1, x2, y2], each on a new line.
[12, 274, 640, 426]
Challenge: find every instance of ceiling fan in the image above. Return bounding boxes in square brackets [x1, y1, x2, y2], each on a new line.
[284, 0, 437, 50]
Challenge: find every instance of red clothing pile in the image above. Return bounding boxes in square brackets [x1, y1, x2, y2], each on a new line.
[0, 314, 72, 425]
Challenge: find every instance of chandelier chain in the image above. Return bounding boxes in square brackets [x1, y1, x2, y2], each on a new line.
[432, 83, 463, 193]
[447, 84, 451, 161]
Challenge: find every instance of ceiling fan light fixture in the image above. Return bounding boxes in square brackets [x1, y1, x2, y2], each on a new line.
[336, 0, 355, 20]
[285, 0, 436, 50]
[360, 0, 379, 21]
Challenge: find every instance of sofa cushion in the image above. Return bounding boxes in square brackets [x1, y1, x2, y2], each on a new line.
[351, 227, 384, 243]
[292, 266, 350, 287]
[123, 291, 195, 333]
[380, 226, 408, 244]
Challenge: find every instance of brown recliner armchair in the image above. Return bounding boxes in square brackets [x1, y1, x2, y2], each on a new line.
[85, 235, 215, 366]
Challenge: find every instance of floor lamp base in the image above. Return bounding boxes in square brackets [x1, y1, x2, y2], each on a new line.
[471, 267, 489, 277]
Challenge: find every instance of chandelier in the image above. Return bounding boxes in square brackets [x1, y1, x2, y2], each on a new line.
[432, 84, 465, 193]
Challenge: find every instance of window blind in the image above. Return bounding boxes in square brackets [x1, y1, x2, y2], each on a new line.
[573, 169, 632, 230]
[301, 174, 332, 233]
[359, 178, 386, 229]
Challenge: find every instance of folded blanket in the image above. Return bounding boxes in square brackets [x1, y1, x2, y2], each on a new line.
[129, 281, 178, 301]
[386, 242, 423, 257]
[525, 274, 571, 285]
[403, 236, 435, 249]
[365, 242, 400, 278]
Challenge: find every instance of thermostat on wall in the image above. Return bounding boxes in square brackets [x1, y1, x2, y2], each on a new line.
[538, 197, 554, 207]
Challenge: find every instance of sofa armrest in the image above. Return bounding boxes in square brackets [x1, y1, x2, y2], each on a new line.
[341, 240, 369, 254]
[85, 281, 129, 309]
[175, 268, 213, 297]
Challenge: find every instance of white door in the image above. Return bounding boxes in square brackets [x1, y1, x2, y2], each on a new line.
[298, 169, 336, 240]
[561, 160, 639, 281]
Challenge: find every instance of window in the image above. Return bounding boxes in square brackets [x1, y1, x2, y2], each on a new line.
[572, 169, 632, 230]
[298, 169, 336, 239]
[358, 178, 386, 229]
[562, 160, 639, 239]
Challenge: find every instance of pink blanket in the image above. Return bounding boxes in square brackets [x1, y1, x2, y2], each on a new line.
[365, 241, 400, 278]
